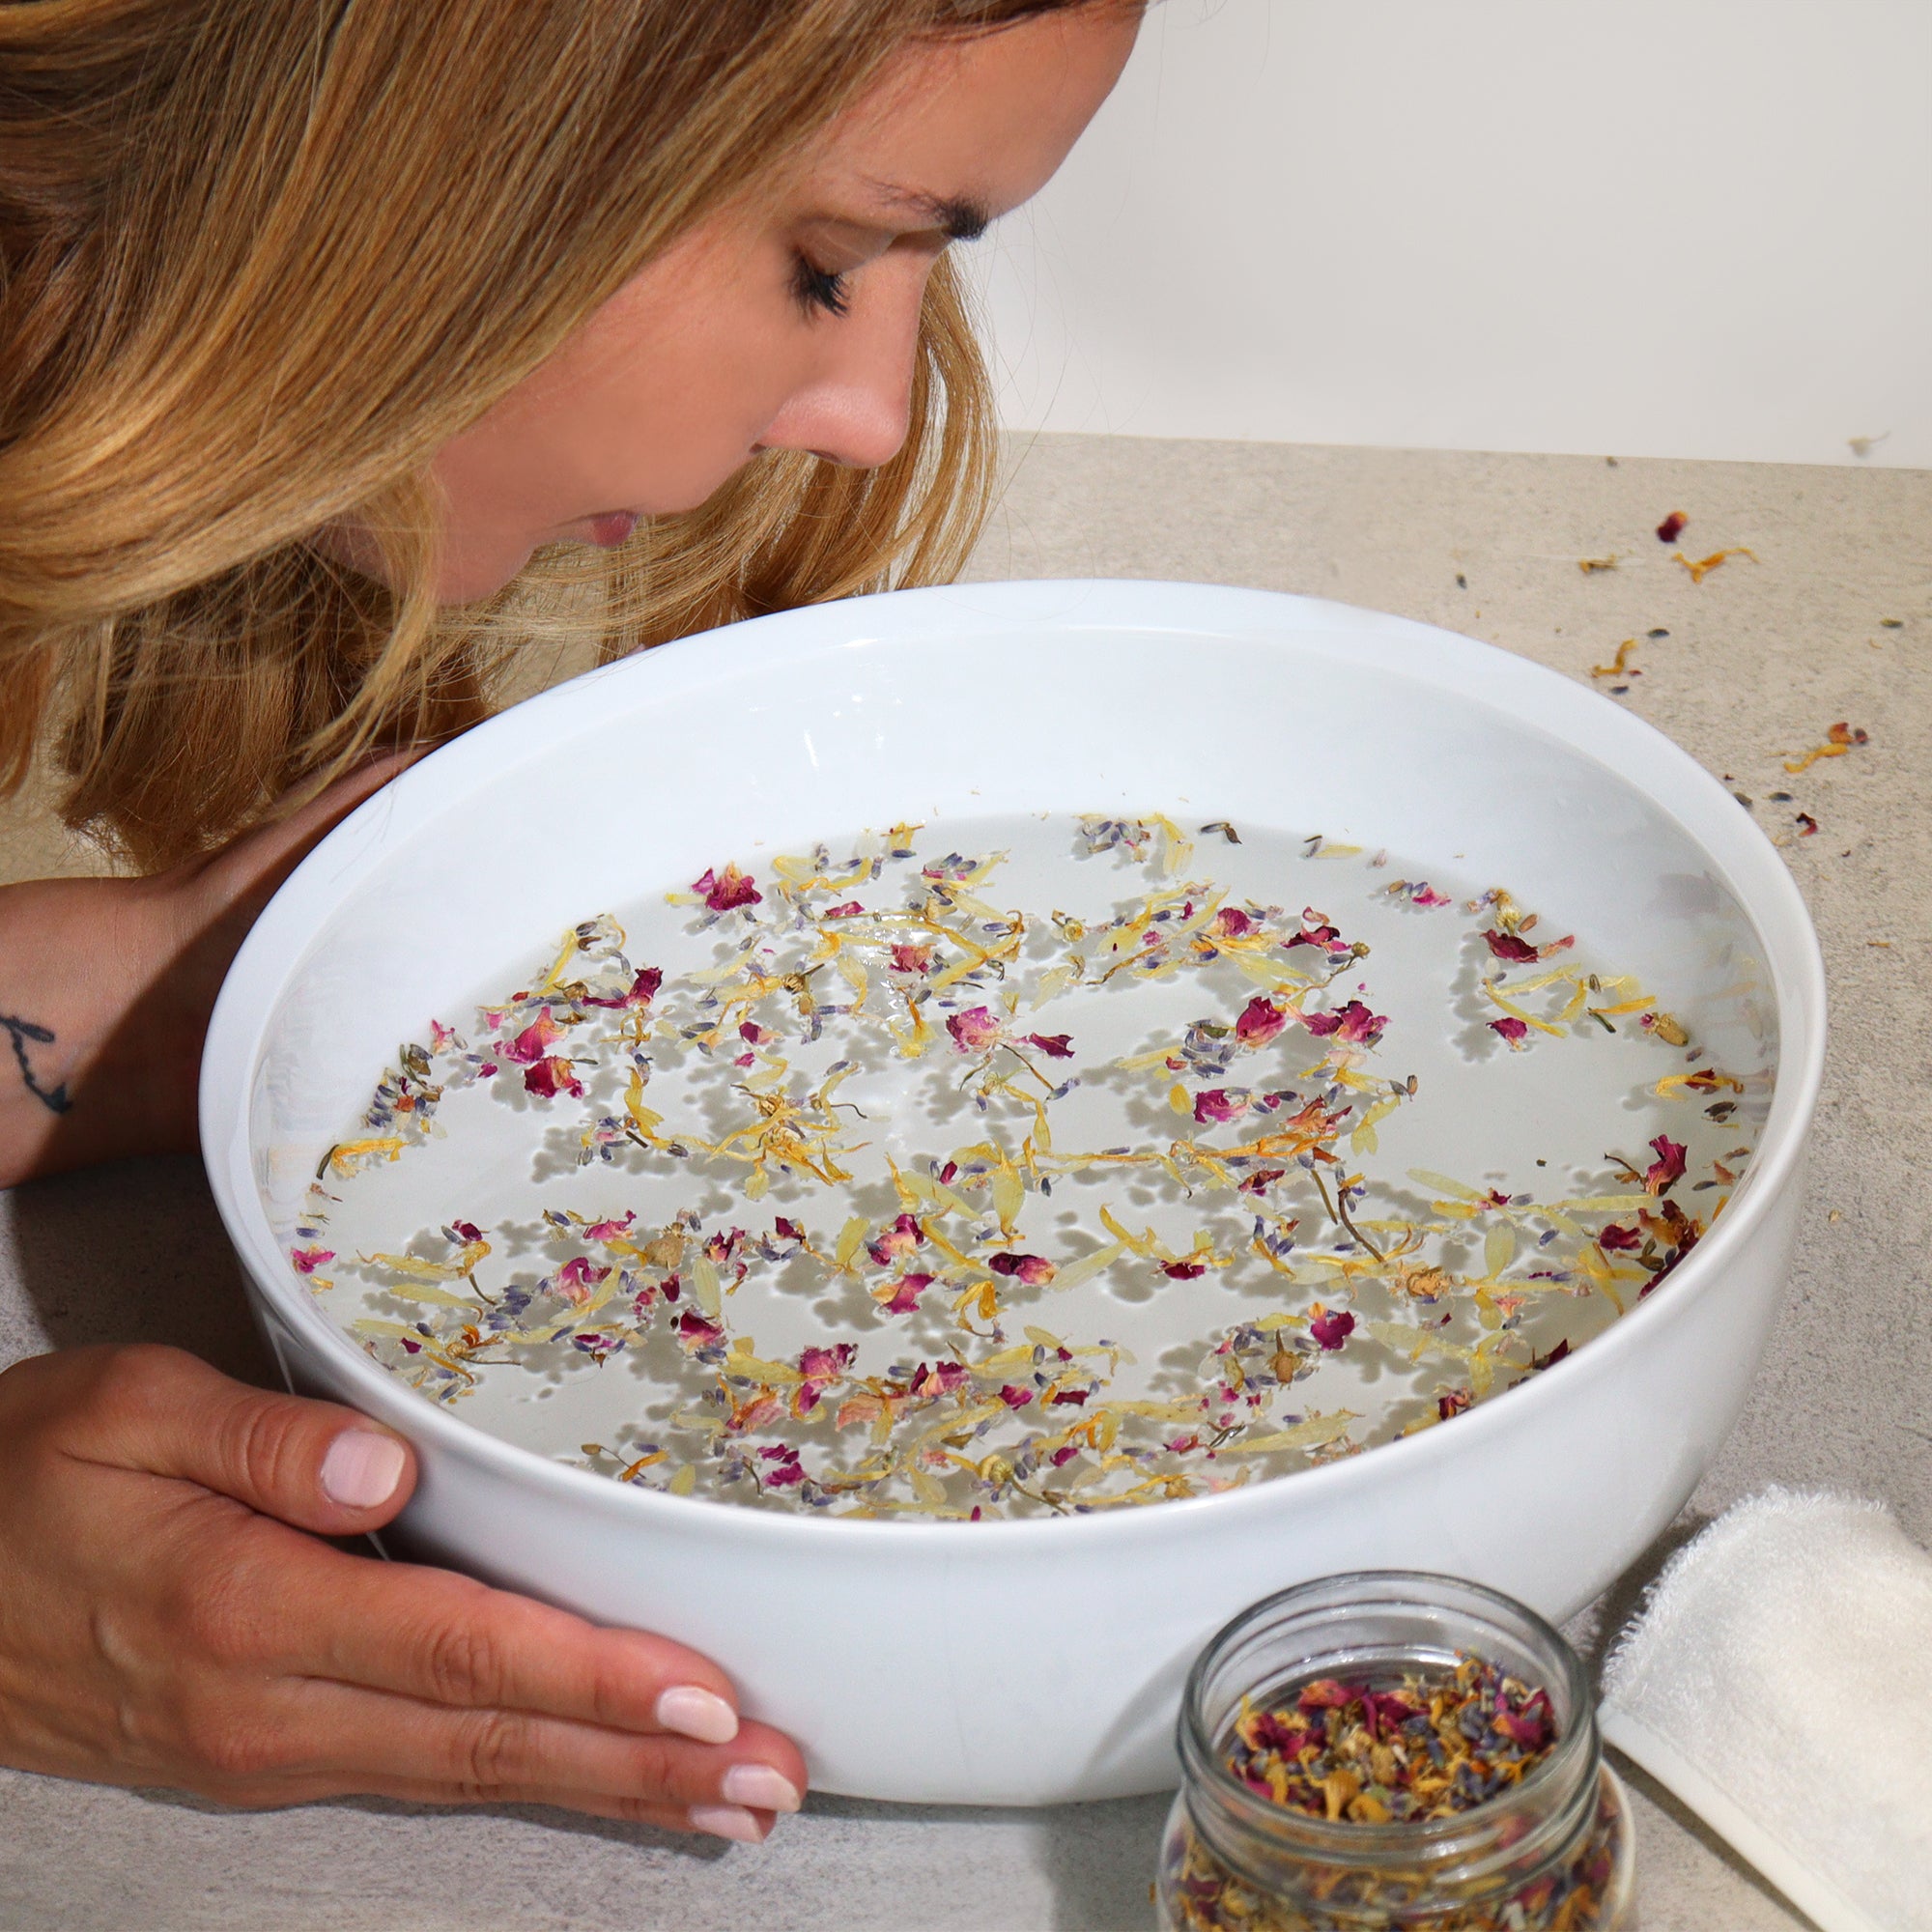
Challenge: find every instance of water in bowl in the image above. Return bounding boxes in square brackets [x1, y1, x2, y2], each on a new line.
[294, 812, 1770, 1519]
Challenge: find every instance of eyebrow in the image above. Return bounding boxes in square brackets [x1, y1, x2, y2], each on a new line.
[864, 182, 992, 242]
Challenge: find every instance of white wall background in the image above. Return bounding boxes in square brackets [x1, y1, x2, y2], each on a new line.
[977, 0, 1932, 466]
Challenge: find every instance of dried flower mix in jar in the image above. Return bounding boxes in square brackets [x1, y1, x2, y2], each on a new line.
[1156, 1575, 1634, 1931]
[298, 813, 1769, 1519]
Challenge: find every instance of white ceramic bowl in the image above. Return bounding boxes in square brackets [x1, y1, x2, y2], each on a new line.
[202, 580, 1825, 1805]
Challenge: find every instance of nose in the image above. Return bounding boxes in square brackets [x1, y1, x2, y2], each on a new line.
[759, 261, 924, 469]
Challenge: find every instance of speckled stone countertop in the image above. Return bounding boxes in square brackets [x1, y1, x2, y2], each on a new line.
[2, 435, 1926, 1931]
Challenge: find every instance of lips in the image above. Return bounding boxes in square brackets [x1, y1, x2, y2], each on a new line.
[586, 510, 639, 549]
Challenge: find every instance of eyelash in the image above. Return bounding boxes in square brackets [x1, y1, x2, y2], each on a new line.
[791, 254, 851, 320]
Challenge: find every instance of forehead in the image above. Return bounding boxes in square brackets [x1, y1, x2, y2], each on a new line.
[798, 9, 1141, 225]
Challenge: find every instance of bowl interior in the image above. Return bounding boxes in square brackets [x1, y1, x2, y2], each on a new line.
[212, 582, 1802, 1465]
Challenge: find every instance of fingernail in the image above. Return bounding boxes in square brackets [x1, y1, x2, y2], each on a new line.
[688, 1804, 767, 1844]
[320, 1430, 407, 1509]
[722, 1763, 804, 1813]
[656, 1684, 739, 1745]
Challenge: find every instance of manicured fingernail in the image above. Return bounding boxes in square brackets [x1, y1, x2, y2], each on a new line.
[689, 1804, 766, 1844]
[320, 1430, 407, 1509]
[656, 1685, 738, 1745]
[722, 1763, 803, 1813]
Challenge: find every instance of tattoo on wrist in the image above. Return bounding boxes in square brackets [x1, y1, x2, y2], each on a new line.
[1, 1013, 71, 1115]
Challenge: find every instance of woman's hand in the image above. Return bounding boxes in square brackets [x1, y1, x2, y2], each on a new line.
[0, 1344, 806, 1837]
[0, 756, 417, 1187]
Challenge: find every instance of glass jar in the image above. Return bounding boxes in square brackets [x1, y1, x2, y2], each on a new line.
[1155, 1572, 1634, 1932]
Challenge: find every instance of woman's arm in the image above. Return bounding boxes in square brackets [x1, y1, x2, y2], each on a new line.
[0, 766, 808, 1834]
[0, 758, 412, 1187]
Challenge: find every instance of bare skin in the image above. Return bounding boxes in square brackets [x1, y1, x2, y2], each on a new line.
[0, 6, 1140, 1834]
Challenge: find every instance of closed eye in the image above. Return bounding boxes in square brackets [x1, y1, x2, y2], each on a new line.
[791, 254, 851, 319]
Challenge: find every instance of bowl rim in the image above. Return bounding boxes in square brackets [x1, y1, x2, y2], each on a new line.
[201, 578, 1828, 1547]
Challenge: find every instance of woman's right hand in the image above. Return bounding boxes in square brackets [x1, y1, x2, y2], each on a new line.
[0, 1343, 807, 1839]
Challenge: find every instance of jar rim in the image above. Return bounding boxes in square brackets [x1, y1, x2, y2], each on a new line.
[1179, 1569, 1597, 1866]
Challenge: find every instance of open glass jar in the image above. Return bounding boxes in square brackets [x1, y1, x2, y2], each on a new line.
[1156, 1573, 1634, 1931]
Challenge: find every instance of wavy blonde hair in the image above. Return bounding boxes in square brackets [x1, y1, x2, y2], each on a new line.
[0, 1, 1076, 870]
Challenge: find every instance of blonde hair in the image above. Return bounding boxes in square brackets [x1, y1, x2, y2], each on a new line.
[0, 1, 1077, 870]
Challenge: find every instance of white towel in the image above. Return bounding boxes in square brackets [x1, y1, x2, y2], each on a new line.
[1600, 1488, 1932, 1932]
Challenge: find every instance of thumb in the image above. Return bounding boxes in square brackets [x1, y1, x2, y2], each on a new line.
[75, 1344, 417, 1535]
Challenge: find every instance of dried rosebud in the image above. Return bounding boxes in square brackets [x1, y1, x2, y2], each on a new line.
[1163, 1260, 1208, 1281]
[1235, 996, 1288, 1047]
[554, 1256, 611, 1306]
[867, 1212, 924, 1265]
[773, 1216, 806, 1243]
[946, 1006, 1004, 1053]
[1209, 906, 1256, 940]
[989, 1252, 1056, 1286]
[912, 1361, 970, 1398]
[890, 942, 934, 975]
[1656, 510, 1688, 543]
[1303, 1000, 1386, 1046]
[584, 1213, 634, 1241]
[1494, 1700, 1554, 1749]
[1297, 1679, 1357, 1713]
[692, 863, 761, 912]
[289, 1246, 334, 1274]
[1193, 1089, 1249, 1125]
[1489, 1017, 1530, 1048]
[1437, 1387, 1473, 1420]
[797, 1343, 855, 1380]
[523, 1056, 583, 1099]
[996, 1384, 1035, 1408]
[703, 1228, 746, 1265]
[675, 1310, 724, 1350]
[1309, 1306, 1356, 1350]
[1597, 1223, 1641, 1251]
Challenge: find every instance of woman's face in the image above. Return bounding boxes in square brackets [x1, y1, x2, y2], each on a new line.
[407, 6, 1140, 604]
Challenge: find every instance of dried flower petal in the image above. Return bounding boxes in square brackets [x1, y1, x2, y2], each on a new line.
[989, 1252, 1057, 1286]
[1309, 1306, 1355, 1350]
[1235, 996, 1288, 1047]
[523, 1056, 583, 1099]
[1643, 1135, 1688, 1194]
[693, 864, 762, 912]
[946, 1007, 1004, 1052]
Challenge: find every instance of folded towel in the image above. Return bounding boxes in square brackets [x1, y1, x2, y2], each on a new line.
[1600, 1488, 1932, 1932]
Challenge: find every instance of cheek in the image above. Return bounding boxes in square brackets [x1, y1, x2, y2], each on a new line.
[562, 246, 804, 454]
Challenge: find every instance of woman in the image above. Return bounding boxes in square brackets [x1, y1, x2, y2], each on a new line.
[0, 0, 1139, 1840]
